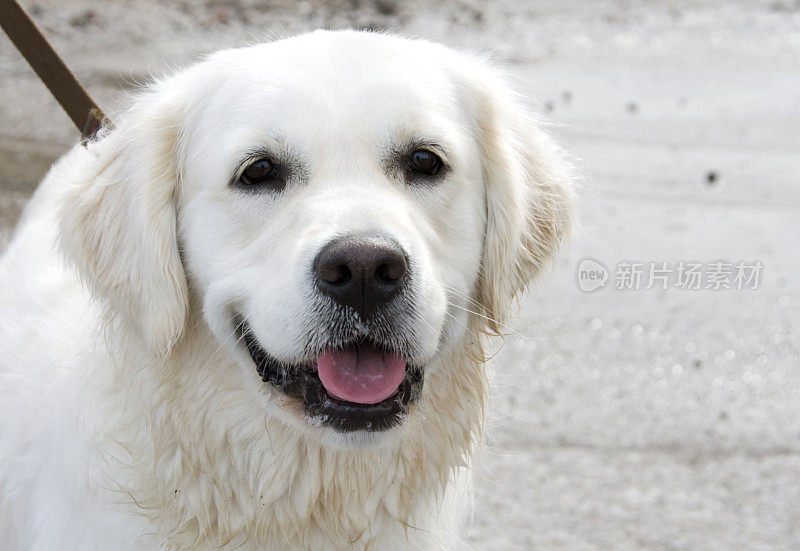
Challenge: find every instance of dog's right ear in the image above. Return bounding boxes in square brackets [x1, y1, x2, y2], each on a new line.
[59, 83, 188, 358]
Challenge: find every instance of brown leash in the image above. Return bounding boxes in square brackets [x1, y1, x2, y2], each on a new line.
[0, 0, 107, 142]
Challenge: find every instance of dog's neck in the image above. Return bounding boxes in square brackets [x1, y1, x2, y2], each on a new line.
[100, 308, 488, 548]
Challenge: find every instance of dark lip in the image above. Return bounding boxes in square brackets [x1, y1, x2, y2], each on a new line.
[233, 316, 424, 432]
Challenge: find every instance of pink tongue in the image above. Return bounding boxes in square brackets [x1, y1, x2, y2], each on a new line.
[316, 346, 406, 405]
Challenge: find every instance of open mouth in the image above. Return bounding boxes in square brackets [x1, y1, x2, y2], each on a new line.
[234, 317, 424, 432]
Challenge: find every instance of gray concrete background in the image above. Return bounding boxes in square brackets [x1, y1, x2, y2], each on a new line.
[1, 1, 799, 549]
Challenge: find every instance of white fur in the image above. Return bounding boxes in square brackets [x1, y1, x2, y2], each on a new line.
[0, 31, 574, 550]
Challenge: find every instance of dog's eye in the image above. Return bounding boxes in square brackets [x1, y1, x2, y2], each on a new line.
[238, 159, 285, 191]
[408, 150, 442, 177]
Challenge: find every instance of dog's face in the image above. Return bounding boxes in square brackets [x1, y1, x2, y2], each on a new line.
[61, 31, 573, 444]
[178, 34, 488, 436]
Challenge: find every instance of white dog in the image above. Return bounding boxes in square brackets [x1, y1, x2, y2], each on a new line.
[0, 30, 573, 550]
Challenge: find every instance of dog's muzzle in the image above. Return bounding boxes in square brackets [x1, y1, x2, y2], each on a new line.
[234, 236, 426, 432]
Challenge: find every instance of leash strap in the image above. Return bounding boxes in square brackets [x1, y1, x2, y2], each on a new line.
[0, 0, 106, 142]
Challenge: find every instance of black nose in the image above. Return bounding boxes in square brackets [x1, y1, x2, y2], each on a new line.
[314, 236, 408, 319]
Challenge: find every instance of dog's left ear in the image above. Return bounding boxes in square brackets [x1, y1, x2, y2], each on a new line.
[459, 60, 576, 334]
[59, 82, 188, 358]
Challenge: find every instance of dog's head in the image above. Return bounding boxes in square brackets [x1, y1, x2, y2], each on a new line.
[60, 31, 574, 442]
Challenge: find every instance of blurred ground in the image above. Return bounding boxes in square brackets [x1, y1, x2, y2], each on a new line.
[1, 1, 799, 549]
